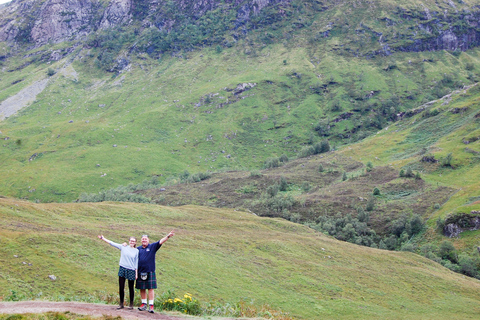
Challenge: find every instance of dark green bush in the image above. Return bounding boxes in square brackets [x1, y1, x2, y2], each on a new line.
[266, 184, 279, 197]
[279, 176, 288, 191]
[365, 197, 375, 211]
[441, 153, 453, 167]
[439, 241, 458, 263]
[264, 157, 280, 169]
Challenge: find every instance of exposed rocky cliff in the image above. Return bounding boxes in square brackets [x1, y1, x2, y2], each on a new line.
[0, 0, 290, 45]
[1, 0, 480, 55]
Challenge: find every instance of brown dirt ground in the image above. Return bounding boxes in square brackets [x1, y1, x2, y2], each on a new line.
[0, 301, 187, 319]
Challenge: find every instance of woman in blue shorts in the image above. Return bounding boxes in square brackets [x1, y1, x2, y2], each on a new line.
[98, 234, 139, 309]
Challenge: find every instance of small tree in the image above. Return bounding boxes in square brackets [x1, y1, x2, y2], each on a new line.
[366, 161, 373, 172]
[318, 164, 324, 172]
[266, 184, 279, 197]
[279, 154, 289, 163]
[405, 167, 414, 178]
[373, 187, 380, 196]
[399, 169, 405, 177]
[441, 153, 453, 167]
[279, 176, 288, 191]
[47, 68, 55, 76]
[366, 197, 375, 211]
[342, 171, 348, 181]
[436, 217, 445, 233]
[439, 241, 457, 263]
[357, 207, 369, 223]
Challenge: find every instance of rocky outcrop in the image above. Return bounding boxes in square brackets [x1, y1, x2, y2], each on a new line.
[443, 211, 480, 238]
[0, 0, 289, 45]
[1, 0, 480, 54]
[100, 0, 132, 29]
[30, 0, 96, 44]
[386, 9, 480, 53]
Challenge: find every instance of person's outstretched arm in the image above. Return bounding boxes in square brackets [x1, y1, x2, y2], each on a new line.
[98, 235, 122, 249]
[159, 231, 175, 245]
[98, 235, 110, 243]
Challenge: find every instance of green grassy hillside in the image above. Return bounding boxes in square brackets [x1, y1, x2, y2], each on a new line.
[100, 81, 478, 277]
[1, 42, 479, 202]
[0, 197, 479, 319]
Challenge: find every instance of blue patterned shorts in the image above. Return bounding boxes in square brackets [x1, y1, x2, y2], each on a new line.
[118, 266, 136, 281]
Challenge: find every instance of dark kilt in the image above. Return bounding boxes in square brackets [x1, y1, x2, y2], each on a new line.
[135, 272, 157, 289]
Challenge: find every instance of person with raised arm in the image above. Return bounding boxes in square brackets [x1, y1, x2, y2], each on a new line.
[136, 231, 174, 313]
[98, 234, 139, 309]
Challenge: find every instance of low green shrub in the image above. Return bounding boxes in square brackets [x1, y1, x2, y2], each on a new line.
[157, 291, 201, 315]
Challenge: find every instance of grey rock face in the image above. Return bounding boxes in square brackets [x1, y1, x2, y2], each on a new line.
[30, 0, 96, 44]
[100, 0, 132, 29]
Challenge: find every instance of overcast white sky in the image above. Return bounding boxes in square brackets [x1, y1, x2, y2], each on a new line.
[0, 0, 11, 5]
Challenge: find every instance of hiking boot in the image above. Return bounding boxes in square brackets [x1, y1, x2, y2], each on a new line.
[117, 304, 124, 310]
[128, 302, 134, 309]
[138, 303, 147, 311]
[148, 305, 155, 313]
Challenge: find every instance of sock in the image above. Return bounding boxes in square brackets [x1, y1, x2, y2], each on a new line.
[149, 300, 154, 306]
[142, 299, 147, 305]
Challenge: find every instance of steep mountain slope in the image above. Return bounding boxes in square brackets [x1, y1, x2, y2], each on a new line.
[1, 0, 480, 201]
[1, 43, 480, 202]
[1, 197, 479, 319]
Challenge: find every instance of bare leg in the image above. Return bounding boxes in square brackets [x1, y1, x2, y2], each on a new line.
[148, 289, 154, 302]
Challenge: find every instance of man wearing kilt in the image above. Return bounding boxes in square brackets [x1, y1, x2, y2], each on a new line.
[137, 231, 174, 313]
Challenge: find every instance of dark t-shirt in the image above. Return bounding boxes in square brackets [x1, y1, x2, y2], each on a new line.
[137, 242, 162, 273]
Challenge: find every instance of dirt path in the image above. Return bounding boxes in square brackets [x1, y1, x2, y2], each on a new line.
[0, 301, 187, 319]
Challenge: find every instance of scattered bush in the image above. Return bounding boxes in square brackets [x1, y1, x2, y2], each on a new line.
[264, 157, 280, 169]
[365, 197, 375, 211]
[298, 140, 330, 158]
[266, 184, 279, 197]
[357, 207, 369, 223]
[279, 176, 288, 191]
[436, 217, 445, 233]
[439, 240, 457, 263]
[318, 164, 324, 172]
[366, 161, 373, 172]
[372, 187, 380, 195]
[301, 182, 311, 192]
[180, 170, 211, 183]
[157, 291, 201, 315]
[458, 253, 479, 278]
[279, 154, 289, 163]
[441, 153, 453, 167]
[405, 167, 414, 177]
[250, 170, 262, 177]
[313, 213, 377, 246]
